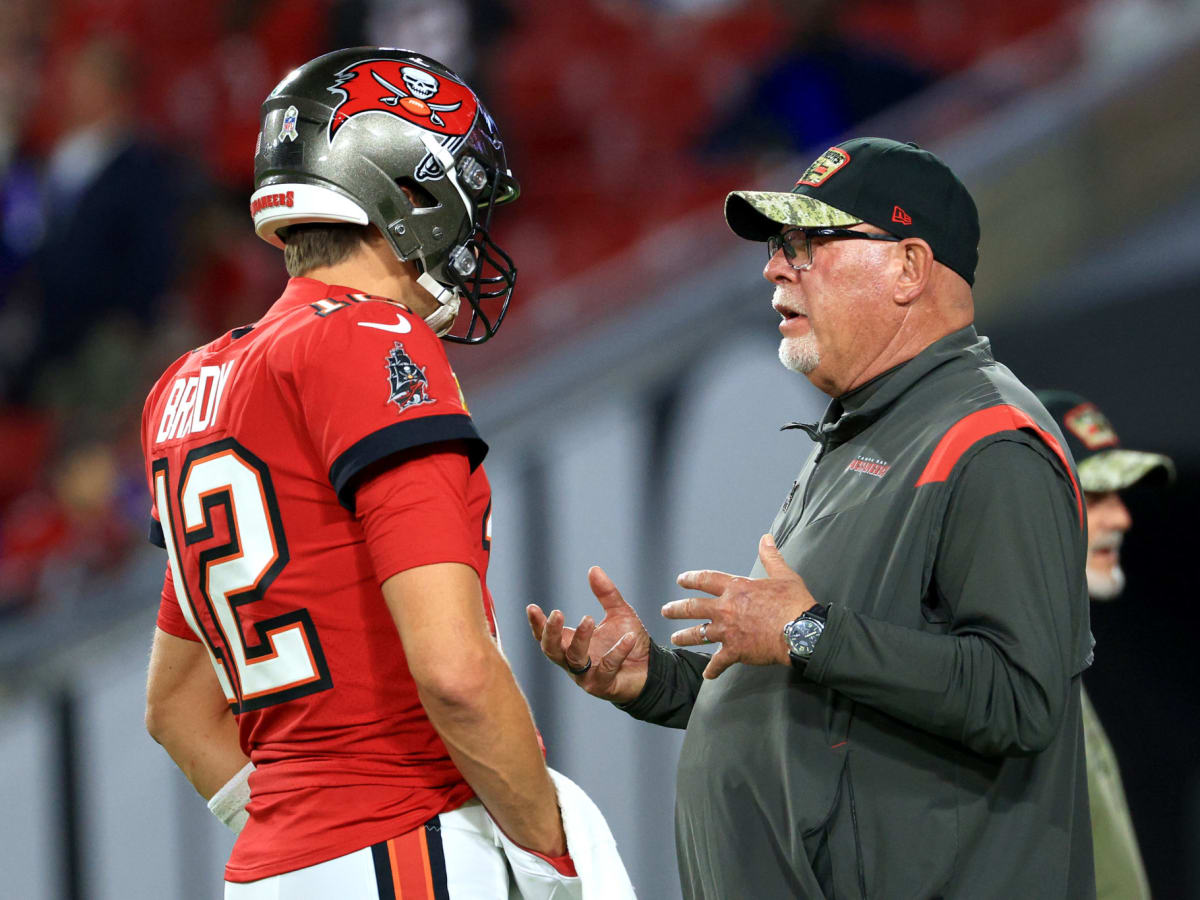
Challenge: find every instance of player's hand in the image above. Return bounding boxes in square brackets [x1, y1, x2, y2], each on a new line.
[664, 534, 815, 679]
[526, 566, 651, 704]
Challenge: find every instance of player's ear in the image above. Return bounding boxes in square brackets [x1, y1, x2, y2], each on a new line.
[396, 179, 437, 209]
[894, 238, 933, 306]
[365, 225, 391, 250]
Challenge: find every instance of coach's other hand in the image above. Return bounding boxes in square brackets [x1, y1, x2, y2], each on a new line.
[527, 566, 651, 704]
[665, 534, 815, 679]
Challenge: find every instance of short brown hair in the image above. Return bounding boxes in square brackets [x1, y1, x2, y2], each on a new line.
[282, 224, 371, 276]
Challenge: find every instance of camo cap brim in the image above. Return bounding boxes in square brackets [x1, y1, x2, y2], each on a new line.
[1078, 449, 1176, 493]
[725, 191, 861, 241]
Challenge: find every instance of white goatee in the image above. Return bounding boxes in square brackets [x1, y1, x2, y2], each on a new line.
[1087, 564, 1126, 601]
[773, 286, 819, 373]
[778, 335, 820, 374]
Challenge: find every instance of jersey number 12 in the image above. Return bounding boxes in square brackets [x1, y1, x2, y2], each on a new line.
[153, 438, 333, 712]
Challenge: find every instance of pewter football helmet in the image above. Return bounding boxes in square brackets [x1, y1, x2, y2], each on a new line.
[251, 47, 519, 343]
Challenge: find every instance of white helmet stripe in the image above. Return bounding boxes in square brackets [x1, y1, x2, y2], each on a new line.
[417, 131, 473, 227]
[250, 183, 369, 248]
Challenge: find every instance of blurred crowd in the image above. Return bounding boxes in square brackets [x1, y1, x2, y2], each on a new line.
[0, 0, 1083, 616]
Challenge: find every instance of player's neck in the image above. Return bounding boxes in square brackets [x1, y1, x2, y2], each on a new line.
[302, 242, 435, 318]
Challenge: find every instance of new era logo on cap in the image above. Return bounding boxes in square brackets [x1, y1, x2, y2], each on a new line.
[891, 206, 912, 226]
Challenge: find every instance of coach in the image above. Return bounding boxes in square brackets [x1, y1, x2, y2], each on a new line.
[529, 138, 1095, 898]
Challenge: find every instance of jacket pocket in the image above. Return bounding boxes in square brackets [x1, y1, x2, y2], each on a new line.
[802, 755, 868, 899]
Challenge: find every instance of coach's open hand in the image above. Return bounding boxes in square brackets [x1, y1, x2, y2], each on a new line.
[665, 534, 816, 679]
[527, 566, 652, 704]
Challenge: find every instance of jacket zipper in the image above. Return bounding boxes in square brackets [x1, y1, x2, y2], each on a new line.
[784, 422, 865, 895]
[845, 763, 869, 898]
[774, 423, 828, 548]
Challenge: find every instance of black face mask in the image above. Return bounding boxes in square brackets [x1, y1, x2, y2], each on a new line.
[442, 166, 519, 346]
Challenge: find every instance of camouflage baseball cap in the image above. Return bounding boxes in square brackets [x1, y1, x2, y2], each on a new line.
[1036, 390, 1175, 493]
[724, 137, 980, 285]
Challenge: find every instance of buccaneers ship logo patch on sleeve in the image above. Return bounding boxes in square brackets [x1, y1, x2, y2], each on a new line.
[385, 342, 436, 413]
[327, 59, 478, 142]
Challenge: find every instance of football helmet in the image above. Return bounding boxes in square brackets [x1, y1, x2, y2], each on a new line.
[251, 47, 519, 344]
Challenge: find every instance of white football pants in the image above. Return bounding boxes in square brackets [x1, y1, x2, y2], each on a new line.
[224, 800, 582, 900]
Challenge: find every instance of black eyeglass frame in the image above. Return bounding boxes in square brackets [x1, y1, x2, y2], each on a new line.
[767, 227, 902, 271]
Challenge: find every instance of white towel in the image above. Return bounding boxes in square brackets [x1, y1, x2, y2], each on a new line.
[494, 768, 637, 900]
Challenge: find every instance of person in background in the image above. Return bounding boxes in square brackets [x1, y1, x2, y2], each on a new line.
[1038, 389, 1175, 900]
[29, 36, 179, 396]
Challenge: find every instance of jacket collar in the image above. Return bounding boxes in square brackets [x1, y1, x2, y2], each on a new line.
[796, 325, 991, 447]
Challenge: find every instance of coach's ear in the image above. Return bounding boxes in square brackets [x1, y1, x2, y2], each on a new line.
[893, 237, 934, 306]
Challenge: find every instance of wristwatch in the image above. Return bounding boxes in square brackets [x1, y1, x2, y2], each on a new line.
[783, 604, 829, 666]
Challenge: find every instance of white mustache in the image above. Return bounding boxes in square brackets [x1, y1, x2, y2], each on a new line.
[772, 286, 806, 317]
[1089, 531, 1123, 552]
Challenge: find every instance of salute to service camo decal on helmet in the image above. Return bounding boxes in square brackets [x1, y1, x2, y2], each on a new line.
[250, 47, 520, 344]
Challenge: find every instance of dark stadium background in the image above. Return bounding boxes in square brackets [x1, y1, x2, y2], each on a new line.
[0, 0, 1197, 896]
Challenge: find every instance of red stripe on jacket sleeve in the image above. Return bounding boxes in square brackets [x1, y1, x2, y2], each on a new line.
[915, 405, 1083, 527]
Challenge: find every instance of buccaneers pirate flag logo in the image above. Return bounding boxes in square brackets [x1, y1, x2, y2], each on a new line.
[385, 342, 436, 414]
[327, 59, 479, 142]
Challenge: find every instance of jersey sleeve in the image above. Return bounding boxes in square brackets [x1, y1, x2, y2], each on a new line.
[287, 302, 487, 509]
[147, 506, 165, 547]
[354, 443, 481, 583]
[155, 565, 201, 642]
[143, 370, 191, 637]
[142, 370, 167, 547]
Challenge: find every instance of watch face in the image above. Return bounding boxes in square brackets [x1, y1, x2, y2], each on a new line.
[785, 617, 824, 658]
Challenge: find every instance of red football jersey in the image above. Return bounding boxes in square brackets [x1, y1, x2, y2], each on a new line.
[141, 278, 497, 881]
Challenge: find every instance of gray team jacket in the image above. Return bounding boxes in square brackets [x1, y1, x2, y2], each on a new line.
[621, 327, 1096, 899]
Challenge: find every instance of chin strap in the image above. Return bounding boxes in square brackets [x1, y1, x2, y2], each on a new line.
[417, 271, 462, 337]
[413, 132, 471, 339]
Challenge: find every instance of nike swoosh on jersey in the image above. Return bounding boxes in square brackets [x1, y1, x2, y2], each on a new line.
[357, 314, 413, 334]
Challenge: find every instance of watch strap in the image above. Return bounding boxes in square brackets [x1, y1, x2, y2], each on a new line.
[803, 602, 829, 623]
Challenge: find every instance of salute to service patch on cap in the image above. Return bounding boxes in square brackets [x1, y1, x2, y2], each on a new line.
[1036, 390, 1175, 493]
[725, 137, 981, 285]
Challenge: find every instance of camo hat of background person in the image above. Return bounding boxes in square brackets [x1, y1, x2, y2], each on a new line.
[1037, 390, 1175, 493]
[724, 137, 981, 285]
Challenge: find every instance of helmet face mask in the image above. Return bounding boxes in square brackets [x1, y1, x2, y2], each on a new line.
[251, 48, 519, 344]
[441, 164, 519, 344]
